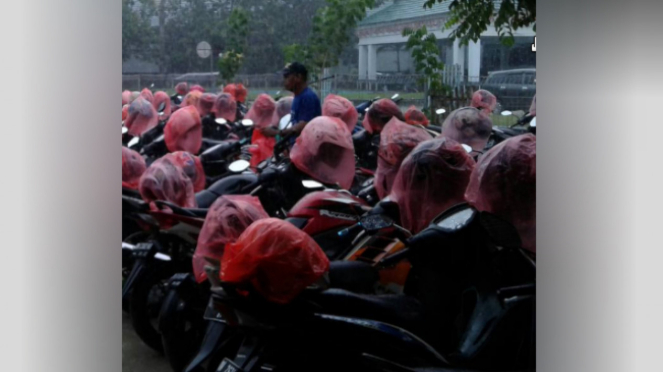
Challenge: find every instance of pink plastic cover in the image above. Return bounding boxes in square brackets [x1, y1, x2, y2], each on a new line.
[221, 218, 330, 304]
[193, 195, 269, 283]
[404, 106, 429, 127]
[470, 89, 497, 115]
[140, 88, 154, 103]
[175, 82, 189, 95]
[362, 99, 404, 134]
[122, 90, 131, 106]
[245, 94, 276, 130]
[197, 93, 217, 117]
[152, 91, 172, 120]
[465, 134, 536, 253]
[138, 156, 197, 208]
[164, 106, 203, 154]
[182, 91, 203, 110]
[290, 116, 355, 190]
[374, 117, 432, 199]
[272, 96, 294, 126]
[125, 97, 159, 137]
[390, 137, 476, 233]
[162, 151, 206, 192]
[322, 94, 358, 132]
[122, 147, 147, 190]
[441, 107, 493, 152]
[190, 84, 205, 93]
[213, 93, 237, 122]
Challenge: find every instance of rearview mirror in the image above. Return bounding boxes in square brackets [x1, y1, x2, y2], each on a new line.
[177, 95, 183, 100]
[242, 119, 254, 127]
[122, 126, 128, 135]
[359, 214, 394, 233]
[391, 93, 400, 100]
[150, 83, 155, 88]
[462, 144, 472, 153]
[302, 180, 324, 189]
[278, 114, 291, 130]
[501, 110, 513, 116]
[435, 108, 446, 115]
[215, 118, 228, 125]
[530, 117, 536, 128]
[128, 137, 140, 148]
[228, 160, 250, 173]
[157, 102, 166, 113]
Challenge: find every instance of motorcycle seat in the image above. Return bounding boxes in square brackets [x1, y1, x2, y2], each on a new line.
[327, 261, 379, 294]
[306, 288, 426, 333]
[195, 190, 217, 209]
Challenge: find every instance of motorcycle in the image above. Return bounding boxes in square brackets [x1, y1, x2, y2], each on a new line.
[485, 110, 536, 152]
[193, 204, 535, 372]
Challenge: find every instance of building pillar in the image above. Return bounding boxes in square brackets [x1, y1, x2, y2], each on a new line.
[468, 39, 481, 82]
[358, 45, 368, 80]
[452, 39, 465, 82]
[367, 44, 377, 80]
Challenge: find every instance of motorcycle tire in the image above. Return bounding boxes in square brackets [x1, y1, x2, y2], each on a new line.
[122, 231, 150, 313]
[129, 265, 173, 353]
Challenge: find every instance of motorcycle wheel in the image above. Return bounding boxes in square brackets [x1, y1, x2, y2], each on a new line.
[130, 265, 173, 353]
[122, 231, 150, 313]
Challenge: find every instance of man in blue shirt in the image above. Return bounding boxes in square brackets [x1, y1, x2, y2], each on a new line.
[272, 62, 321, 144]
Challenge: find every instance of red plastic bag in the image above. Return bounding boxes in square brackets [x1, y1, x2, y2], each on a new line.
[193, 195, 269, 283]
[122, 90, 131, 106]
[529, 95, 536, 116]
[441, 107, 493, 152]
[162, 151, 206, 192]
[246, 94, 276, 130]
[249, 130, 276, 169]
[197, 93, 217, 117]
[182, 91, 203, 110]
[122, 147, 146, 190]
[272, 96, 294, 126]
[404, 106, 429, 127]
[470, 89, 497, 115]
[190, 84, 205, 93]
[125, 97, 159, 137]
[139, 156, 197, 208]
[140, 88, 154, 103]
[290, 116, 355, 190]
[221, 218, 330, 304]
[465, 134, 536, 253]
[152, 91, 172, 121]
[130, 91, 141, 102]
[362, 99, 404, 134]
[390, 137, 475, 233]
[374, 117, 432, 199]
[175, 82, 189, 95]
[224, 83, 248, 103]
[323, 94, 358, 132]
[164, 106, 203, 154]
[213, 93, 237, 122]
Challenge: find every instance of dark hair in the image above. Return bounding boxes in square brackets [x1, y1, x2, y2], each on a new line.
[284, 62, 308, 81]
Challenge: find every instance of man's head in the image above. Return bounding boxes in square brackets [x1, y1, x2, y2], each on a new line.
[283, 62, 308, 93]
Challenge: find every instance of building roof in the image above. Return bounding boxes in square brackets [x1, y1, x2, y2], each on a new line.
[358, 0, 451, 28]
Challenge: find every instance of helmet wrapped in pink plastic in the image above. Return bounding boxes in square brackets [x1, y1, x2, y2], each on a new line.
[272, 96, 294, 126]
[465, 134, 536, 253]
[323, 94, 358, 132]
[190, 84, 205, 93]
[290, 116, 355, 190]
[245, 94, 276, 130]
[182, 91, 203, 110]
[197, 93, 217, 117]
[164, 106, 203, 154]
[125, 97, 159, 137]
[175, 82, 189, 95]
[139, 156, 197, 208]
[162, 151, 206, 192]
[470, 89, 497, 115]
[374, 117, 432, 199]
[193, 195, 269, 283]
[441, 107, 493, 152]
[122, 147, 146, 190]
[221, 218, 330, 304]
[362, 99, 404, 134]
[213, 93, 237, 122]
[404, 106, 429, 127]
[390, 137, 475, 233]
[140, 88, 154, 103]
[152, 91, 172, 120]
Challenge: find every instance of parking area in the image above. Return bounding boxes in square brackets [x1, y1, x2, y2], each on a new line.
[122, 313, 170, 372]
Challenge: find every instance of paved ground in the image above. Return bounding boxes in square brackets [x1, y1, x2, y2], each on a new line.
[123, 313, 170, 372]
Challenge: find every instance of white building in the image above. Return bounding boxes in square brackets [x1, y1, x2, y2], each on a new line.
[356, 0, 536, 83]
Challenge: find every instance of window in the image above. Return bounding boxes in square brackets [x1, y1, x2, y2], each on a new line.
[507, 73, 523, 85]
[523, 72, 536, 85]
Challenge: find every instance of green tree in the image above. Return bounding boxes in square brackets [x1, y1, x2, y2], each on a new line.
[402, 26, 447, 95]
[423, 0, 536, 46]
[218, 7, 250, 83]
[122, 0, 157, 62]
